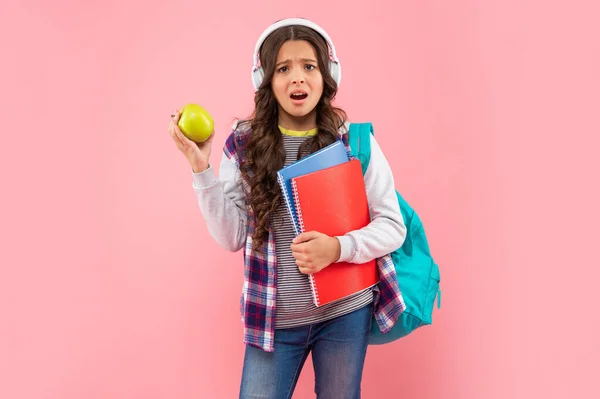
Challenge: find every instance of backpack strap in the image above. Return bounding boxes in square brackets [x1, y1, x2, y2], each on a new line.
[348, 122, 374, 175]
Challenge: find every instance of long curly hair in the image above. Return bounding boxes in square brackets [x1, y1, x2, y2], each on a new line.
[239, 25, 347, 251]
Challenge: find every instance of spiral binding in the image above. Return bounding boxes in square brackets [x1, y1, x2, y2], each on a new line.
[291, 179, 321, 307]
[308, 274, 321, 306]
[277, 172, 300, 236]
[291, 179, 305, 234]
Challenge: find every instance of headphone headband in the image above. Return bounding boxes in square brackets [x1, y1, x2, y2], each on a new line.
[251, 18, 341, 91]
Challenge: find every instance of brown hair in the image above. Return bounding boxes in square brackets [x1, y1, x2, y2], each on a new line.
[239, 25, 347, 251]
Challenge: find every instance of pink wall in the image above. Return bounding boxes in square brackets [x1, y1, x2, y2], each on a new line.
[1, 0, 598, 398]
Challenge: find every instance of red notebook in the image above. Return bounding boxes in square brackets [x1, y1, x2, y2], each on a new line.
[290, 159, 379, 307]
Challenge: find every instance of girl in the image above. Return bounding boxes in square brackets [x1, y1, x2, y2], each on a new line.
[169, 18, 406, 399]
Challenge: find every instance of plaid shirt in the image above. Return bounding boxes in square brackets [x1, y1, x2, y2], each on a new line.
[224, 122, 405, 352]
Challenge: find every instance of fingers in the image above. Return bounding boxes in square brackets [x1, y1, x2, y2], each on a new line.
[169, 110, 194, 148]
[292, 250, 312, 272]
[297, 265, 311, 275]
[292, 231, 320, 244]
[292, 233, 306, 244]
[290, 242, 305, 256]
[297, 261, 317, 275]
[169, 119, 185, 150]
[205, 130, 216, 144]
[295, 258, 310, 274]
[290, 236, 313, 253]
[172, 120, 188, 144]
[292, 251, 309, 263]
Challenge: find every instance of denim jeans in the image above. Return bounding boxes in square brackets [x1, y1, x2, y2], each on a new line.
[239, 302, 373, 399]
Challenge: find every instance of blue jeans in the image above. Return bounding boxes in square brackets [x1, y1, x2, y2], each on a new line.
[239, 303, 373, 399]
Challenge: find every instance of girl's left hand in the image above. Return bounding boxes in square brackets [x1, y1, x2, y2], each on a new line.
[290, 231, 341, 274]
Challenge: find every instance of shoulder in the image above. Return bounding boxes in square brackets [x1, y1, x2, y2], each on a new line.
[223, 119, 253, 162]
[226, 119, 252, 144]
[337, 120, 350, 137]
[336, 120, 351, 146]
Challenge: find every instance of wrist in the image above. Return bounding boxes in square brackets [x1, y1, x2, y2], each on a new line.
[332, 237, 341, 263]
[192, 162, 209, 173]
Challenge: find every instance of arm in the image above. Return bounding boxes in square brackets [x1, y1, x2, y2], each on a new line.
[336, 134, 406, 263]
[192, 149, 247, 252]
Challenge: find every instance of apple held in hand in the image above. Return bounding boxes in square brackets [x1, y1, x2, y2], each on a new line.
[177, 103, 214, 143]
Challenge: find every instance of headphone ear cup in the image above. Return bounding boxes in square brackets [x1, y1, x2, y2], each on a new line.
[329, 61, 341, 86]
[252, 67, 265, 91]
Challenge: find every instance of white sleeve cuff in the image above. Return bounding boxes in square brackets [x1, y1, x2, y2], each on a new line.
[192, 164, 218, 189]
[336, 235, 356, 263]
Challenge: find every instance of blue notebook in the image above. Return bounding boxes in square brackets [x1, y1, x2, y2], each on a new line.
[277, 140, 349, 235]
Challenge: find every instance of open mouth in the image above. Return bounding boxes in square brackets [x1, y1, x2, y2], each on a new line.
[290, 91, 308, 101]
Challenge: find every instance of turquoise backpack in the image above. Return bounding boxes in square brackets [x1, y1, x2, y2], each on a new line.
[348, 122, 442, 345]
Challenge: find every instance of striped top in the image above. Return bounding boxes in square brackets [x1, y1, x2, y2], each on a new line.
[273, 126, 374, 329]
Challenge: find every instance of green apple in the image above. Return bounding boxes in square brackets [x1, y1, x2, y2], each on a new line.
[177, 103, 214, 143]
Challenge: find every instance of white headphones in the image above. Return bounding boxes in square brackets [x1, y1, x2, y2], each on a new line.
[251, 18, 342, 91]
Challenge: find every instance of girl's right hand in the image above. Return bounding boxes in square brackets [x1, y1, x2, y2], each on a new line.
[169, 109, 214, 173]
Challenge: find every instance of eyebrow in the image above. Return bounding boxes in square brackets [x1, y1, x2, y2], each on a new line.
[275, 58, 318, 68]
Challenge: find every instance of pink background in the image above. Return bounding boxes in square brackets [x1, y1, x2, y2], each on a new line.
[1, 0, 599, 398]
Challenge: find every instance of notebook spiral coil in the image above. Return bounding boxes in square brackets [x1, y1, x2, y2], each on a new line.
[291, 180, 305, 234]
[291, 179, 321, 307]
[277, 172, 300, 236]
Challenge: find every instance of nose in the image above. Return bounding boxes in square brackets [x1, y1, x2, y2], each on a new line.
[290, 68, 305, 85]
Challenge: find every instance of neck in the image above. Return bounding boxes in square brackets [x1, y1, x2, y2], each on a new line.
[277, 107, 317, 131]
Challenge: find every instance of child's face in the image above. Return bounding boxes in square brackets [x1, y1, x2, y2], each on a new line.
[271, 40, 324, 127]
